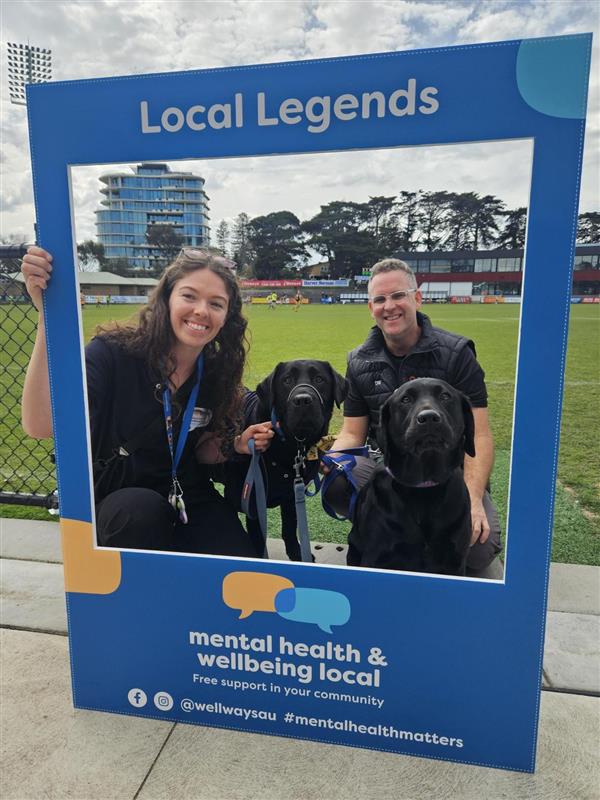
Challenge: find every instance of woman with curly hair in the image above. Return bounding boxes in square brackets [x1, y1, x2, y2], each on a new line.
[21, 246, 273, 557]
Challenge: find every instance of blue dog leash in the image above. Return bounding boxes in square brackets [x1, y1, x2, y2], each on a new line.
[271, 408, 317, 562]
[320, 447, 369, 521]
[241, 434, 317, 563]
[271, 409, 285, 441]
[245, 393, 328, 563]
[292, 449, 314, 563]
[241, 438, 269, 558]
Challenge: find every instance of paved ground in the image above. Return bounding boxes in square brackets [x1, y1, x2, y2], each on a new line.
[1, 517, 599, 799]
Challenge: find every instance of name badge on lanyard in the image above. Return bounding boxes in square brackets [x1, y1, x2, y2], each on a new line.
[190, 407, 212, 431]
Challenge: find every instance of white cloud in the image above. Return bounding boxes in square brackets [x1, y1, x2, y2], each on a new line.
[70, 139, 534, 242]
[1, 0, 598, 242]
[456, 1, 595, 44]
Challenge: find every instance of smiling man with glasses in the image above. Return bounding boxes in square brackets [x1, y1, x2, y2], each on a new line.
[328, 258, 502, 579]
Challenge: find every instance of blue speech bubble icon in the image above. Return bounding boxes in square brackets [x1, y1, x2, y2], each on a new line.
[274, 587, 351, 633]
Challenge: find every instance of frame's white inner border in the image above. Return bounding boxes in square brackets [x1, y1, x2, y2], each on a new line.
[66, 136, 535, 585]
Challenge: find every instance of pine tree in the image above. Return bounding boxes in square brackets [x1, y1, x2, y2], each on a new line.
[215, 219, 230, 257]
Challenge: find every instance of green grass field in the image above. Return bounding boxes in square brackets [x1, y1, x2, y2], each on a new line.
[1, 301, 599, 565]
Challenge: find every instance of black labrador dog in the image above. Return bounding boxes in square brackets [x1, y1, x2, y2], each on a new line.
[347, 378, 475, 575]
[225, 360, 347, 561]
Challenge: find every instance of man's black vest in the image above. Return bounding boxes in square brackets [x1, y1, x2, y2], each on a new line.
[347, 312, 476, 431]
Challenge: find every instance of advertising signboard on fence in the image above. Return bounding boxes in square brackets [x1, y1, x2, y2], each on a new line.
[302, 280, 351, 287]
[240, 280, 302, 287]
[28, 34, 591, 772]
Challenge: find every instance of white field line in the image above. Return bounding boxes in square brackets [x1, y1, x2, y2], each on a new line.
[433, 317, 520, 322]
[487, 380, 599, 386]
[432, 317, 599, 323]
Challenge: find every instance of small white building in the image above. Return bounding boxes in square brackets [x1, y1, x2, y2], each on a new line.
[7, 271, 158, 303]
[77, 271, 158, 298]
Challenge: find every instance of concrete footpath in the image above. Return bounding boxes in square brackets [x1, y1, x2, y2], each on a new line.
[1, 518, 599, 800]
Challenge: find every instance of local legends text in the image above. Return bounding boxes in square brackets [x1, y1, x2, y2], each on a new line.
[140, 81, 439, 136]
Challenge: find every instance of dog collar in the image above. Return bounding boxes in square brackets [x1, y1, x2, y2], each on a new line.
[385, 467, 439, 488]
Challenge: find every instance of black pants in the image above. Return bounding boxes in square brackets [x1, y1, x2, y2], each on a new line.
[96, 487, 260, 558]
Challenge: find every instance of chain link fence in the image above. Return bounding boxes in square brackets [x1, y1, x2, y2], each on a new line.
[0, 245, 58, 509]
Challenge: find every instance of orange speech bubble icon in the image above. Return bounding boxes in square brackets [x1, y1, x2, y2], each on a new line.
[222, 572, 294, 619]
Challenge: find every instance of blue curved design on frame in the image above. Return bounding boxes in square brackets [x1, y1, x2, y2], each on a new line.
[516, 36, 591, 119]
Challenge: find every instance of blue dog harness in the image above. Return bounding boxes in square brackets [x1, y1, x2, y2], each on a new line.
[320, 447, 370, 521]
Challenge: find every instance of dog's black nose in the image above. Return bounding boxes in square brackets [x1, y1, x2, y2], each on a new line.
[416, 408, 441, 425]
[291, 392, 314, 407]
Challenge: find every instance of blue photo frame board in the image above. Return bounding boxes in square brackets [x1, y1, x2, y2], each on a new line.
[27, 35, 591, 773]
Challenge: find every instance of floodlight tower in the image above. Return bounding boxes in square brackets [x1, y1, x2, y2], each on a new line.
[7, 41, 52, 105]
[4, 41, 52, 245]
[1, 43, 55, 512]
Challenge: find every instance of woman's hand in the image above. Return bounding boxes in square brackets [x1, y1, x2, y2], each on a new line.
[234, 421, 274, 455]
[21, 246, 53, 313]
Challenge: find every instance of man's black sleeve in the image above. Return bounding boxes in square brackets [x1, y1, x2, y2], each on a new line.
[451, 344, 488, 408]
[342, 363, 370, 417]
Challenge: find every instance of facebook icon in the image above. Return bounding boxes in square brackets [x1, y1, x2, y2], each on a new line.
[127, 688, 147, 708]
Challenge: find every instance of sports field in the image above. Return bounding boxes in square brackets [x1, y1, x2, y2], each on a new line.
[1, 301, 599, 565]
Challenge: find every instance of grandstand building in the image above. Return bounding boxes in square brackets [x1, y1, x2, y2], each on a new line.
[95, 163, 210, 271]
[394, 244, 600, 298]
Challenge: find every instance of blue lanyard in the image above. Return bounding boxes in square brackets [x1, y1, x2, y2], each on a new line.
[162, 354, 204, 522]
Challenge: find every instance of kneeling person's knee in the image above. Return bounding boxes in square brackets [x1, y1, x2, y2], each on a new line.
[96, 488, 176, 550]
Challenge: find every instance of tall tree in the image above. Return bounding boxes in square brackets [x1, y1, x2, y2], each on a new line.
[364, 196, 396, 242]
[577, 212, 600, 244]
[364, 195, 402, 258]
[248, 211, 307, 279]
[146, 223, 184, 274]
[496, 207, 528, 249]
[416, 191, 453, 251]
[468, 194, 505, 249]
[303, 201, 376, 277]
[231, 212, 254, 271]
[445, 192, 504, 251]
[77, 240, 106, 271]
[394, 191, 421, 251]
[445, 192, 473, 251]
[215, 219, 230, 257]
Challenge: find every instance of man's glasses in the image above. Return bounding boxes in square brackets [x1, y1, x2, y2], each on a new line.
[370, 289, 417, 306]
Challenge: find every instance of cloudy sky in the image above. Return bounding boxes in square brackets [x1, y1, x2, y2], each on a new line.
[2, 0, 598, 244]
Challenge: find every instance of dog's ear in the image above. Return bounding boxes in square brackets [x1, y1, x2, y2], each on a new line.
[255, 363, 282, 412]
[461, 394, 476, 457]
[328, 364, 348, 408]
